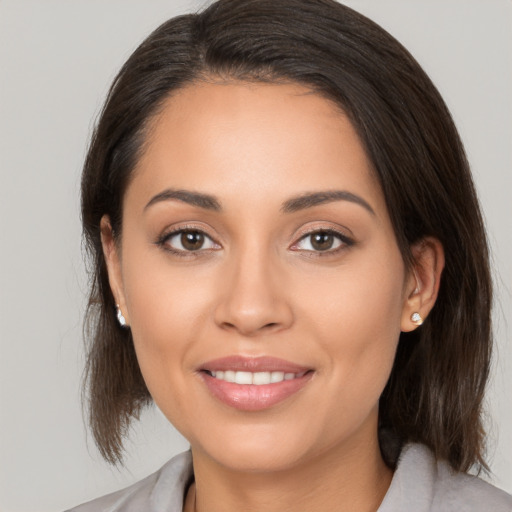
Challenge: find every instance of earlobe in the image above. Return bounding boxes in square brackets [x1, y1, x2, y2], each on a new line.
[100, 215, 129, 326]
[401, 237, 444, 332]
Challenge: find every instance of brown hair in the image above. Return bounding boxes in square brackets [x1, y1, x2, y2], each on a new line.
[81, 0, 492, 470]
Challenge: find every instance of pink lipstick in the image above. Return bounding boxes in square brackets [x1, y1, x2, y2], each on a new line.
[198, 356, 313, 411]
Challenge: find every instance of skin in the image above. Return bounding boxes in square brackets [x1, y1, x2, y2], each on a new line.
[102, 81, 444, 512]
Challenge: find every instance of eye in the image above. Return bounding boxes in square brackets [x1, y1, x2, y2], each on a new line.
[293, 230, 352, 252]
[159, 229, 219, 253]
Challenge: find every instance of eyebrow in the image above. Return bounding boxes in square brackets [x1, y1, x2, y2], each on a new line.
[144, 188, 375, 216]
[281, 190, 375, 215]
[144, 189, 221, 212]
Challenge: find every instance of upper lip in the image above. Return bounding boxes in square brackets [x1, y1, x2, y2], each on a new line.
[199, 356, 311, 374]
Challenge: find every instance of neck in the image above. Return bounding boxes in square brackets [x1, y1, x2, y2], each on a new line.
[186, 432, 393, 512]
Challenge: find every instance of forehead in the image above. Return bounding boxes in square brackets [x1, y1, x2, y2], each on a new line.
[127, 81, 386, 216]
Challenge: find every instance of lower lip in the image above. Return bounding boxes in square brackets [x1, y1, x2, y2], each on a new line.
[200, 372, 313, 411]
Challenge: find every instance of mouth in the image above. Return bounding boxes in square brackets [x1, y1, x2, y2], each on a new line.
[198, 356, 314, 411]
[206, 369, 307, 385]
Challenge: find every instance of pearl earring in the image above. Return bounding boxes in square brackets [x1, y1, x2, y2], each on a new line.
[116, 305, 128, 327]
[411, 312, 423, 326]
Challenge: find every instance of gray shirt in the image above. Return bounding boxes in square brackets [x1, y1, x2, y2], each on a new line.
[67, 444, 512, 511]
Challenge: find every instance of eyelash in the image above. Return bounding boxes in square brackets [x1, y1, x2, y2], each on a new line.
[155, 227, 354, 257]
[291, 228, 354, 256]
[156, 225, 220, 258]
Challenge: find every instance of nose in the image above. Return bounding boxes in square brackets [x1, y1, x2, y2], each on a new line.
[213, 246, 294, 337]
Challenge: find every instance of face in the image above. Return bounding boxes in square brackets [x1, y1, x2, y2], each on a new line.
[104, 81, 423, 473]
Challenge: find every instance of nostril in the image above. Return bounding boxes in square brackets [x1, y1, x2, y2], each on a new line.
[214, 296, 294, 336]
[220, 320, 282, 335]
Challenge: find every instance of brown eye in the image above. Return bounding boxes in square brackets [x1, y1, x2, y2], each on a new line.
[293, 229, 352, 253]
[310, 232, 335, 251]
[161, 229, 219, 253]
[181, 231, 205, 251]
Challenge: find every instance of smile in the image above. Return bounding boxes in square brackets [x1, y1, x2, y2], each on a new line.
[208, 370, 303, 385]
[199, 356, 313, 411]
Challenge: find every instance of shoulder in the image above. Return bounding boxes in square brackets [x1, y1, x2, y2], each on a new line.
[432, 455, 512, 512]
[65, 451, 193, 512]
[379, 443, 512, 512]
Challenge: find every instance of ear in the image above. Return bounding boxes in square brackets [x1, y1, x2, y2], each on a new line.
[100, 215, 130, 326]
[401, 237, 445, 332]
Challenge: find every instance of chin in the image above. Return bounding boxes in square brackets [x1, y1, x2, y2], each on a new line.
[187, 418, 335, 474]
[201, 441, 309, 473]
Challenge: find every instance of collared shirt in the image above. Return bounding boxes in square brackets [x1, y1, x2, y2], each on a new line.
[67, 444, 512, 511]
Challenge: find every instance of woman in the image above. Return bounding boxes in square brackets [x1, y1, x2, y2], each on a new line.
[69, 0, 512, 510]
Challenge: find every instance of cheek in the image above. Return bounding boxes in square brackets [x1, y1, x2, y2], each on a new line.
[119, 245, 216, 399]
[122, 231, 215, 330]
[297, 244, 405, 401]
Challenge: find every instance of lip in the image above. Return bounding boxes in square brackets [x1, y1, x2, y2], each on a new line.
[200, 355, 310, 373]
[198, 356, 314, 411]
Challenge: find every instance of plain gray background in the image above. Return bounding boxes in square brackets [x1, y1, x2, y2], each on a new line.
[0, 1, 511, 511]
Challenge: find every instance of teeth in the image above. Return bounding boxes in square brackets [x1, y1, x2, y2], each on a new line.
[210, 370, 298, 385]
[224, 370, 236, 383]
[270, 371, 285, 383]
[235, 371, 253, 384]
